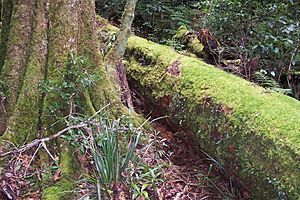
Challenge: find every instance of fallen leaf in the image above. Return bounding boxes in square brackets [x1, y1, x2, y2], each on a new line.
[52, 169, 61, 181]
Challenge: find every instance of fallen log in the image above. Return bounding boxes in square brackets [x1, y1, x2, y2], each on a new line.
[172, 26, 204, 58]
[125, 36, 300, 199]
[96, 17, 300, 199]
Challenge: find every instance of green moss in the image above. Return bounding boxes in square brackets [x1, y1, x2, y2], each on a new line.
[96, 15, 118, 32]
[42, 179, 74, 200]
[1, 0, 48, 146]
[0, 1, 35, 114]
[42, 143, 77, 200]
[172, 26, 189, 41]
[173, 26, 204, 57]
[180, 60, 300, 145]
[59, 142, 78, 177]
[124, 35, 300, 199]
[187, 37, 204, 57]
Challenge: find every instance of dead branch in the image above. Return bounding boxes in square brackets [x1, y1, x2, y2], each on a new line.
[0, 123, 87, 157]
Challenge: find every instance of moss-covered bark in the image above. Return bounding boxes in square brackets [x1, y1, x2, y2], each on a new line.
[0, 0, 35, 115]
[0, 0, 13, 71]
[0, 0, 14, 134]
[39, 1, 85, 198]
[41, 0, 79, 132]
[77, 0, 114, 113]
[173, 26, 204, 58]
[125, 36, 300, 199]
[3, 0, 48, 145]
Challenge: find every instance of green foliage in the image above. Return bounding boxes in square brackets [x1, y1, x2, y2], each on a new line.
[92, 116, 141, 186]
[131, 182, 149, 200]
[129, 163, 163, 199]
[61, 113, 142, 198]
[41, 54, 99, 97]
[200, 0, 299, 61]
[197, 0, 300, 98]
[40, 53, 99, 115]
[96, 0, 200, 42]
[254, 70, 292, 94]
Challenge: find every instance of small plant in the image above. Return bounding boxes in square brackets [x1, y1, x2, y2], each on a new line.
[131, 182, 149, 200]
[40, 53, 100, 116]
[131, 163, 163, 186]
[62, 113, 142, 199]
[92, 116, 141, 186]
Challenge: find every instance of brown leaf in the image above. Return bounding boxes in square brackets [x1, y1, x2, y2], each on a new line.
[52, 169, 61, 181]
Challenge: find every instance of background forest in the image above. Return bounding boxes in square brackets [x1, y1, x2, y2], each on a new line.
[97, 0, 300, 99]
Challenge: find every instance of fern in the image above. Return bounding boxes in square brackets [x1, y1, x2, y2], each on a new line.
[254, 70, 292, 94]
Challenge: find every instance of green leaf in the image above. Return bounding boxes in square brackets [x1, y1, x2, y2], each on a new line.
[142, 191, 149, 199]
[141, 183, 149, 191]
[131, 183, 140, 192]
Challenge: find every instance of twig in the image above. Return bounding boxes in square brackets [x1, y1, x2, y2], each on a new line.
[137, 116, 151, 130]
[0, 123, 87, 157]
[24, 143, 43, 176]
[88, 103, 111, 121]
[41, 141, 56, 161]
[150, 115, 169, 124]
[97, 181, 102, 200]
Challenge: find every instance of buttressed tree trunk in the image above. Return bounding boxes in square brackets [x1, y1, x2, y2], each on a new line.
[0, 0, 119, 143]
[0, 0, 123, 198]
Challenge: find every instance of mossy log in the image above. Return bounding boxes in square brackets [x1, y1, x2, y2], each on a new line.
[124, 36, 300, 199]
[173, 26, 204, 58]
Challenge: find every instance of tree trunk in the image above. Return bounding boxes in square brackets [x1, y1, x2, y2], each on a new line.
[0, 1, 124, 199]
[0, 0, 119, 142]
[105, 0, 138, 111]
[0, 0, 14, 71]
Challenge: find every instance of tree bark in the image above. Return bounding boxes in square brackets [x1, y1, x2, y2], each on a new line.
[0, 0, 35, 115]
[0, 1, 125, 199]
[4, 0, 48, 144]
[0, 0, 14, 71]
[0, 0, 120, 143]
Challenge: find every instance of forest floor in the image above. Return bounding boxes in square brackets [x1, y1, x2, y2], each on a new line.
[0, 91, 248, 200]
[132, 121, 246, 200]
[0, 105, 247, 200]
